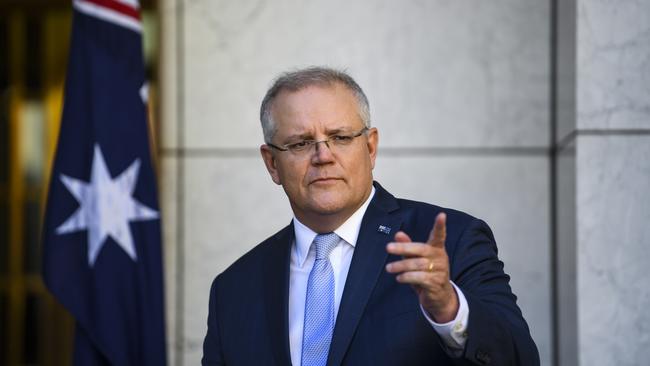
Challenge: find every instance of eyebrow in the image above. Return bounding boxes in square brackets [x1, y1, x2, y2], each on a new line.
[282, 132, 314, 143]
[282, 126, 353, 142]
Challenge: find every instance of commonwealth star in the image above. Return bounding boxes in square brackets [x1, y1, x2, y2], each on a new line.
[56, 144, 159, 266]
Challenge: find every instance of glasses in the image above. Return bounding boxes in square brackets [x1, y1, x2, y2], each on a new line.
[267, 127, 369, 156]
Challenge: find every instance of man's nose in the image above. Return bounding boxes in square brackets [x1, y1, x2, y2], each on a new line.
[311, 140, 335, 163]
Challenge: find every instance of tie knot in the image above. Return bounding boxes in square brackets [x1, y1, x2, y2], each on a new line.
[312, 233, 339, 260]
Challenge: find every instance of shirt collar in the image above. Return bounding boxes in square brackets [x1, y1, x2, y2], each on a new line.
[293, 186, 376, 267]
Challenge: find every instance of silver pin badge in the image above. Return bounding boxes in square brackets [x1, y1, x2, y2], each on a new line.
[377, 225, 391, 235]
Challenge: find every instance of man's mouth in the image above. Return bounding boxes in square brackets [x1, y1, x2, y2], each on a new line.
[310, 177, 342, 185]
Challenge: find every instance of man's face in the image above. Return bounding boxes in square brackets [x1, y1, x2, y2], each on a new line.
[260, 83, 378, 226]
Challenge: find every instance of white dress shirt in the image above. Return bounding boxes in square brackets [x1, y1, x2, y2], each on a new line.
[288, 187, 469, 365]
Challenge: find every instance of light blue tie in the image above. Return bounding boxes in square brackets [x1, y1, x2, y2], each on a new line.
[301, 233, 339, 366]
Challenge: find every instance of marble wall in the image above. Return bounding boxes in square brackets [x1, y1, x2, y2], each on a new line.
[159, 0, 552, 364]
[577, 136, 650, 366]
[555, 1, 650, 365]
[576, 0, 650, 131]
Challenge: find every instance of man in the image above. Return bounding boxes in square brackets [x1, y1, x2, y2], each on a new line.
[202, 67, 539, 365]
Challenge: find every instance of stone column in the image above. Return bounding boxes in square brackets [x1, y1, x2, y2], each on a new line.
[555, 1, 650, 365]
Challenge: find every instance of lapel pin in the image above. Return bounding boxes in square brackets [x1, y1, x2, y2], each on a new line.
[377, 225, 391, 235]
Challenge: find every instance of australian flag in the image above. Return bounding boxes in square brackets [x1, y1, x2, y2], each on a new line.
[42, 1, 167, 364]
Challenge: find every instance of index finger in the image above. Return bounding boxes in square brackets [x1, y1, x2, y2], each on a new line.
[427, 212, 447, 248]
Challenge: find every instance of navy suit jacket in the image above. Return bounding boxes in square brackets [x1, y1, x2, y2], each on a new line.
[202, 182, 539, 365]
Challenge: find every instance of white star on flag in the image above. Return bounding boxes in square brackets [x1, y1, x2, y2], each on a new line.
[56, 144, 159, 266]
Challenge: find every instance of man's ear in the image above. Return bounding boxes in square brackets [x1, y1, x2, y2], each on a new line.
[260, 145, 282, 185]
[366, 127, 379, 169]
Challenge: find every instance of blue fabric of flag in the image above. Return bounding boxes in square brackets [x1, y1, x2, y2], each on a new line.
[42, 7, 166, 366]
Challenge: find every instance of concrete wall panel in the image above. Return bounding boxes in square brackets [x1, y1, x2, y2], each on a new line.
[182, 0, 549, 149]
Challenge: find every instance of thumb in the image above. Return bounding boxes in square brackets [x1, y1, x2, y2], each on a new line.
[427, 212, 447, 248]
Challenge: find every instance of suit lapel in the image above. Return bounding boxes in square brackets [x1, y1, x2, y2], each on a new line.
[327, 183, 403, 366]
[263, 223, 294, 366]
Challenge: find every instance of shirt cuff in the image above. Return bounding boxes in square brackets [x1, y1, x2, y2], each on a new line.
[419, 281, 469, 352]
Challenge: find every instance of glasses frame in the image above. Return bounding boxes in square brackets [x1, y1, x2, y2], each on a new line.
[266, 127, 369, 154]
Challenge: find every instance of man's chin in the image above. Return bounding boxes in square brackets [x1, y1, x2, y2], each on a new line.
[307, 201, 345, 216]
[300, 193, 349, 216]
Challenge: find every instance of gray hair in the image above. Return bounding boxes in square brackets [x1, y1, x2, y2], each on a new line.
[260, 67, 371, 143]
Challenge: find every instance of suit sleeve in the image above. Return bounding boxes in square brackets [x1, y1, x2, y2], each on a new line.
[202, 276, 226, 366]
[448, 218, 540, 366]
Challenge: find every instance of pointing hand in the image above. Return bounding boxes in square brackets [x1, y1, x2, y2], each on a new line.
[385, 213, 459, 322]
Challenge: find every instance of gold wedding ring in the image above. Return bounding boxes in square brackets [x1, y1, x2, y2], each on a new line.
[427, 261, 434, 272]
